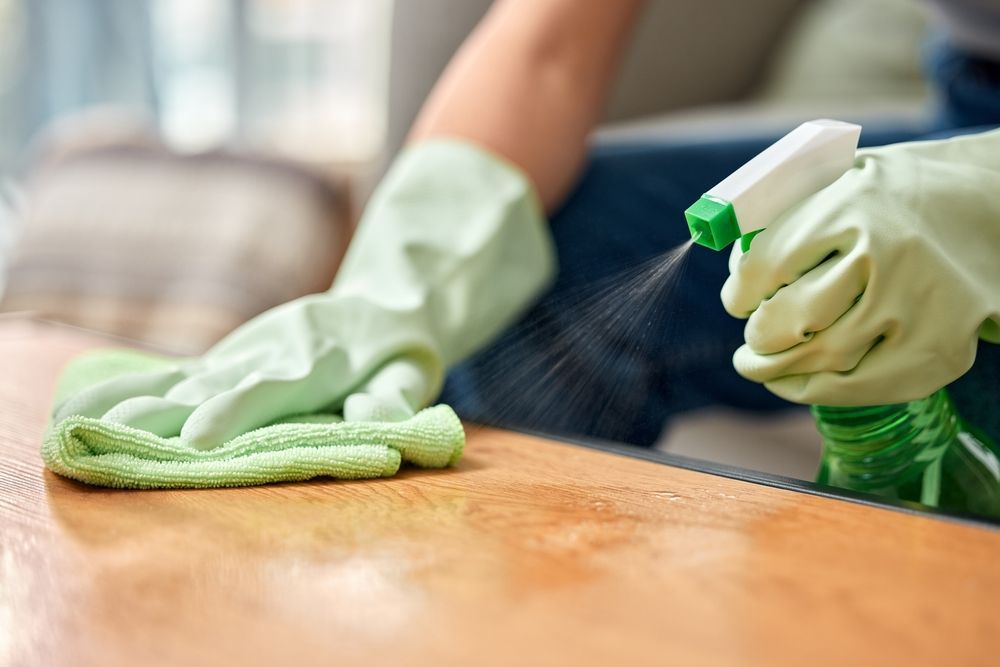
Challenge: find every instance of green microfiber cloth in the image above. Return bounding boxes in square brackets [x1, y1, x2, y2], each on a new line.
[43, 349, 465, 489]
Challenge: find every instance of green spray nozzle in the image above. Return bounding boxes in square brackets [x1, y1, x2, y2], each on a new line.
[684, 195, 740, 251]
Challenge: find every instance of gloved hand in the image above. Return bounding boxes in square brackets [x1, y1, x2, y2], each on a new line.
[722, 129, 1000, 405]
[52, 139, 555, 449]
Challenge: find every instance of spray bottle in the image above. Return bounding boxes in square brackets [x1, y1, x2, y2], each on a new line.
[685, 120, 1000, 520]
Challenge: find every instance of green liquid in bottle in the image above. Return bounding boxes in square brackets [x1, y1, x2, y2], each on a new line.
[812, 390, 1000, 520]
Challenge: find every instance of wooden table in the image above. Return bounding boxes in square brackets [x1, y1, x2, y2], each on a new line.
[1, 318, 998, 667]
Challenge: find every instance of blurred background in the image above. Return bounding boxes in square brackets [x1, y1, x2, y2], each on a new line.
[0, 0, 932, 477]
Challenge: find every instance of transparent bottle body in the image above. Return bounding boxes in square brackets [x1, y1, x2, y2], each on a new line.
[812, 389, 1000, 520]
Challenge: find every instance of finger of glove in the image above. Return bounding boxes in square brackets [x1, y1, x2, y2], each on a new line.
[743, 253, 867, 355]
[727, 241, 744, 275]
[96, 356, 277, 439]
[162, 355, 263, 404]
[101, 395, 197, 438]
[179, 349, 353, 450]
[722, 218, 856, 319]
[734, 300, 884, 384]
[761, 337, 973, 406]
[343, 358, 435, 423]
[51, 368, 186, 424]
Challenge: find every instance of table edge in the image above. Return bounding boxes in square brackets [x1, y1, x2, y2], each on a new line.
[500, 424, 1000, 531]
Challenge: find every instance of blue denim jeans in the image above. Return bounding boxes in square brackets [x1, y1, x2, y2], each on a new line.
[441, 43, 1000, 448]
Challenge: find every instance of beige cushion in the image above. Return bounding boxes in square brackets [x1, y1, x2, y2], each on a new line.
[755, 0, 931, 105]
[1, 145, 351, 354]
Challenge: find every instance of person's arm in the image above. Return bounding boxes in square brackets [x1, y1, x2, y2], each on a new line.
[408, 0, 646, 212]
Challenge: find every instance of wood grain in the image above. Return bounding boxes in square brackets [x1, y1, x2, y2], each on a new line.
[1, 318, 998, 667]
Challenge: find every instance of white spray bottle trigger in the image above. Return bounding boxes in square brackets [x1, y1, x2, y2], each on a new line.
[685, 119, 862, 251]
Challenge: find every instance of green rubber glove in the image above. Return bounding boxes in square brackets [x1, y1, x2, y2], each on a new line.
[52, 139, 555, 449]
[722, 129, 1000, 406]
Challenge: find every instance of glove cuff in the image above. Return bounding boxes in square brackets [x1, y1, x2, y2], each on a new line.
[334, 137, 557, 365]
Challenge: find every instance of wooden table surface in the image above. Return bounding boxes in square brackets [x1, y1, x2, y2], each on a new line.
[1, 318, 998, 667]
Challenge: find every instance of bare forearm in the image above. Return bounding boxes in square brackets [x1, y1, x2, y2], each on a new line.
[408, 0, 646, 212]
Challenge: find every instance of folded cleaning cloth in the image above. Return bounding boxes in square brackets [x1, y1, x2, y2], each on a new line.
[43, 349, 465, 489]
